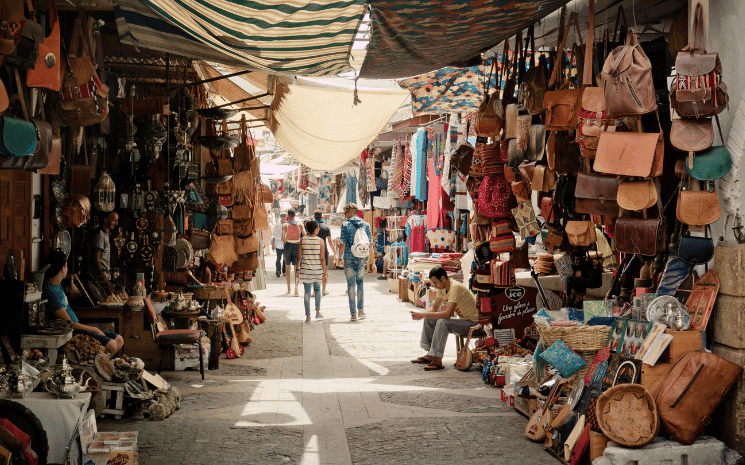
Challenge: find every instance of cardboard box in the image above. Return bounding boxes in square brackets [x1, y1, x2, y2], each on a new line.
[514, 396, 538, 418]
[79, 411, 139, 465]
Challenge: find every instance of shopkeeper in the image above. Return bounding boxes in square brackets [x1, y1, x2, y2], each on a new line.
[42, 251, 124, 355]
[410, 267, 478, 371]
[85, 211, 118, 285]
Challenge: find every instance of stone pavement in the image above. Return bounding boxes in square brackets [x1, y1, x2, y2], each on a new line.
[99, 256, 548, 464]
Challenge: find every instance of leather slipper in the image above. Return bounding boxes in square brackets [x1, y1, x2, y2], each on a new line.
[424, 363, 444, 371]
[411, 357, 430, 364]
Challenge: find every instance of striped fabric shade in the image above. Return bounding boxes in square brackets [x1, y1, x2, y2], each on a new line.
[114, 0, 365, 76]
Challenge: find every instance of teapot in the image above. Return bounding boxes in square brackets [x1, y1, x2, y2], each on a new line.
[172, 292, 188, 311]
[44, 356, 90, 398]
[1, 365, 37, 398]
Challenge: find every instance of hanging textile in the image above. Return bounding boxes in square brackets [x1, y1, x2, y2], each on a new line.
[390, 140, 402, 197]
[441, 113, 458, 193]
[319, 174, 333, 210]
[365, 152, 377, 192]
[415, 128, 428, 202]
[359, 0, 567, 79]
[345, 169, 357, 207]
[357, 162, 370, 207]
[409, 131, 420, 198]
[427, 156, 442, 229]
[401, 138, 412, 198]
[116, 0, 366, 77]
[406, 214, 427, 254]
[299, 165, 310, 190]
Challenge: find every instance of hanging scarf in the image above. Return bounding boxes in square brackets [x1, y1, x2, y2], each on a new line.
[401, 138, 412, 198]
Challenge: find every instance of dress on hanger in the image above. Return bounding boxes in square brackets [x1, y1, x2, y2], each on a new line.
[415, 128, 428, 202]
[427, 156, 441, 229]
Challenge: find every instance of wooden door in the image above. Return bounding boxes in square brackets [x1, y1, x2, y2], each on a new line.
[0, 170, 32, 279]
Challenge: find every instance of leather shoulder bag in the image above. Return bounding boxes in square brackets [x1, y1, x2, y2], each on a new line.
[617, 178, 657, 212]
[0, 68, 37, 160]
[575, 172, 619, 217]
[547, 130, 583, 174]
[685, 116, 731, 180]
[594, 114, 664, 178]
[652, 351, 743, 445]
[544, 12, 585, 131]
[566, 220, 597, 247]
[614, 179, 665, 256]
[676, 181, 720, 226]
[601, 31, 656, 117]
[26, 0, 62, 91]
[677, 225, 714, 266]
[520, 26, 548, 116]
[671, 3, 728, 118]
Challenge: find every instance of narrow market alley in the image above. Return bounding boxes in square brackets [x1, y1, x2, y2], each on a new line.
[100, 257, 547, 465]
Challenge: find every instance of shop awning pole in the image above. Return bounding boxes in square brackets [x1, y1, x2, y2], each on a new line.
[170, 69, 254, 91]
[211, 92, 271, 109]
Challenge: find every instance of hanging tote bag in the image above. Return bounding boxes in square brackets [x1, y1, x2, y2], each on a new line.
[26, 0, 62, 91]
[544, 12, 585, 131]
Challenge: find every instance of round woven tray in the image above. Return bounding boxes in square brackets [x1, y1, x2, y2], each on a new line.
[596, 383, 660, 448]
[538, 325, 611, 352]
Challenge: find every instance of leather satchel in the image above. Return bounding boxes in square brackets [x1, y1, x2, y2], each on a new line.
[206, 233, 238, 267]
[617, 179, 657, 212]
[511, 180, 530, 202]
[544, 13, 585, 131]
[525, 124, 546, 161]
[676, 187, 720, 226]
[60, 16, 109, 127]
[235, 234, 259, 255]
[677, 228, 714, 265]
[652, 351, 743, 445]
[532, 165, 556, 192]
[601, 31, 657, 117]
[594, 125, 664, 178]
[520, 26, 548, 115]
[450, 143, 474, 177]
[476, 92, 500, 138]
[575, 172, 620, 217]
[614, 216, 664, 256]
[547, 131, 583, 174]
[541, 196, 556, 223]
[687, 145, 731, 181]
[671, 4, 728, 118]
[670, 118, 713, 153]
[26, 0, 62, 91]
[189, 229, 211, 250]
[566, 220, 597, 247]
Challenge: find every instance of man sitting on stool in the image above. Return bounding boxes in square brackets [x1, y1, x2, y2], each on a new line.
[42, 251, 124, 355]
[410, 266, 478, 371]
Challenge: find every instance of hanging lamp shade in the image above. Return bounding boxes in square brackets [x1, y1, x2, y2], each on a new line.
[93, 172, 116, 212]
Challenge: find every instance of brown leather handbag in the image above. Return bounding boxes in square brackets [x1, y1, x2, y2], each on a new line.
[60, 16, 109, 127]
[544, 12, 585, 131]
[670, 118, 713, 154]
[520, 26, 548, 115]
[206, 233, 238, 267]
[217, 219, 233, 235]
[189, 229, 211, 250]
[450, 143, 474, 177]
[601, 31, 656, 117]
[614, 183, 665, 256]
[652, 351, 743, 445]
[676, 185, 721, 226]
[232, 204, 253, 220]
[671, 4, 728, 118]
[566, 220, 597, 247]
[235, 234, 259, 255]
[575, 172, 619, 216]
[594, 118, 664, 178]
[233, 115, 255, 171]
[511, 180, 529, 202]
[541, 197, 555, 223]
[547, 131, 583, 174]
[26, 0, 62, 91]
[253, 195, 269, 231]
[532, 165, 556, 192]
[617, 179, 658, 212]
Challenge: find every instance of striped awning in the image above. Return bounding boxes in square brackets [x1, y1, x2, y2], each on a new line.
[114, 0, 366, 76]
[360, 0, 568, 79]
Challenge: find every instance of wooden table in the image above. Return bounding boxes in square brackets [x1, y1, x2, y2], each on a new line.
[20, 330, 72, 364]
[74, 306, 125, 334]
[161, 308, 202, 330]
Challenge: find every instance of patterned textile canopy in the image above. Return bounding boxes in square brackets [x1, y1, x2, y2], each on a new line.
[398, 58, 504, 116]
[114, 0, 365, 76]
[360, 0, 568, 79]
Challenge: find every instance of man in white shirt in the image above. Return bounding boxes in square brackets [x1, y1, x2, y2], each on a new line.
[272, 212, 286, 277]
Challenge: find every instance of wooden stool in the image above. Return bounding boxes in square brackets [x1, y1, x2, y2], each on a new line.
[100, 382, 126, 419]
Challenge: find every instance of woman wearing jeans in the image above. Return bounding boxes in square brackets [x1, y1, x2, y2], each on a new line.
[296, 220, 327, 323]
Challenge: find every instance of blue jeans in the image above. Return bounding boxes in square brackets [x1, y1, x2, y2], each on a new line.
[420, 318, 478, 358]
[303, 282, 321, 315]
[345, 265, 365, 315]
[275, 248, 284, 275]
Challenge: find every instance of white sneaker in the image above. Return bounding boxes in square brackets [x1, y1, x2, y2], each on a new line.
[350, 314, 358, 321]
[315, 312, 324, 319]
[357, 311, 367, 320]
[305, 315, 311, 323]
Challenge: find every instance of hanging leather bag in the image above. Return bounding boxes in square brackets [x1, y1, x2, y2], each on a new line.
[233, 115, 255, 171]
[676, 183, 720, 226]
[670, 4, 728, 118]
[235, 234, 259, 255]
[594, 116, 664, 178]
[617, 178, 658, 212]
[687, 145, 731, 181]
[207, 231, 238, 267]
[0, 0, 24, 61]
[614, 181, 665, 256]
[60, 15, 109, 127]
[547, 130, 583, 174]
[0, 69, 37, 160]
[26, 0, 62, 90]
[601, 31, 656, 117]
[681, 116, 731, 180]
[532, 165, 556, 192]
[566, 220, 597, 247]
[520, 26, 548, 115]
[651, 351, 743, 445]
[677, 226, 714, 265]
[575, 172, 620, 216]
[544, 12, 585, 131]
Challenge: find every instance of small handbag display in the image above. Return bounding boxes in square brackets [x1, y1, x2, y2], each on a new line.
[617, 179, 658, 212]
[566, 220, 597, 247]
[489, 219, 515, 254]
[676, 184, 721, 226]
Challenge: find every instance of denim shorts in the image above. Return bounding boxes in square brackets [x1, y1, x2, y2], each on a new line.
[284, 243, 299, 266]
[74, 329, 118, 347]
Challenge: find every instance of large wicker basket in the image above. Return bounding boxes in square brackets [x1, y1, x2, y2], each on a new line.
[537, 325, 611, 353]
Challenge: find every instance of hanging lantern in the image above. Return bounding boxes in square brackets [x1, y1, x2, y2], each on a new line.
[93, 172, 116, 212]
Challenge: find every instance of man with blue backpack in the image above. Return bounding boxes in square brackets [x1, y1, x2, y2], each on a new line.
[339, 203, 372, 321]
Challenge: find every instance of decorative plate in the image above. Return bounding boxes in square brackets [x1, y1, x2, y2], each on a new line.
[174, 238, 193, 269]
[54, 230, 71, 258]
[126, 238, 139, 254]
[647, 295, 690, 331]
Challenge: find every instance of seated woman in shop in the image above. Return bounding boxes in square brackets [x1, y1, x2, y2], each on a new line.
[410, 266, 478, 371]
[41, 251, 124, 355]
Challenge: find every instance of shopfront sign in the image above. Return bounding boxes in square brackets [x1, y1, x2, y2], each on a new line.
[490, 286, 538, 338]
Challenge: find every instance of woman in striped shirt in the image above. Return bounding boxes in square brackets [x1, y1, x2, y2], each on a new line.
[296, 220, 328, 323]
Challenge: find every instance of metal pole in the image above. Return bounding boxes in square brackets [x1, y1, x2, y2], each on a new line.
[211, 92, 271, 109]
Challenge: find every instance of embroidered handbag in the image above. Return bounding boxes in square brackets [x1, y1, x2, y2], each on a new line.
[670, 4, 728, 118]
[601, 31, 657, 117]
[512, 202, 541, 239]
[60, 15, 109, 127]
[478, 174, 514, 218]
[566, 221, 597, 247]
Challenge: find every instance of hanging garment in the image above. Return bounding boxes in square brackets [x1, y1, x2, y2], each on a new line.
[427, 157, 442, 229]
[410, 130, 421, 198]
[401, 139, 412, 197]
[345, 169, 357, 207]
[415, 128, 428, 201]
[390, 140, 401, 195]
[406, 214, 427, 253]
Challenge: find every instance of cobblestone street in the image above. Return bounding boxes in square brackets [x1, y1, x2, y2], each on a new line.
[100, 255, 548, 464]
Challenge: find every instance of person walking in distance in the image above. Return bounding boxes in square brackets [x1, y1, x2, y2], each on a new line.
[339, 203, 372, 321]
[296, 220, 328, 322]
[282, 209, 303, 295]
[314, 210, 332, 296]
[272, 212, 287, 277]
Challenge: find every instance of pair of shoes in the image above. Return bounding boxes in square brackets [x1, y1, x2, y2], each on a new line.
[357, 311, 367, 320]
[276, 272, 281, 278]
[315, 312, 324, 319]
[350, 314, 358, 321]
[424, 363, 444, 371]
[377, 276, 387, 280]
[305, 315, 311, 323]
